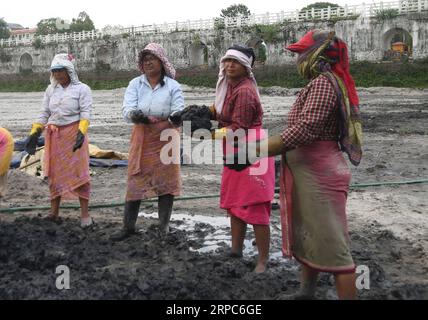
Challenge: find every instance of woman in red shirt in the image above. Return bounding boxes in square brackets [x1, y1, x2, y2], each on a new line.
[214, 45, 275, 273]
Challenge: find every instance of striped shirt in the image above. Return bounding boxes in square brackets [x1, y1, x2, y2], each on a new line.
[217, 77, 263, 131]
[281, 75, 338, 150]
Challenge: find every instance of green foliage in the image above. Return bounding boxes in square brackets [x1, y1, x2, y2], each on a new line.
[70, 12, 95, 32]
[220, 4, 251, 18]
[36, 12, 94, 36]
[95, 61, 111, 72]
[36, 18, 64, 35]
[350, 61, 428, 87]
[257, 45, 267, 62]
[84, 79, 129, 90]
[2, 62, 428, 92]
[249, 24, 283, 43]
[32, 38, 44, 49]
[0, 79, 49, 92]
[102, 34, 112, 41]
[300, 2, 339, 11]
[0, 49, 12, 62]
[375, 8, 399, 20]
[214, 18, 225, 30]
[299, 2, 342, 21]
[0, 18, 11, 39]
[178, 62, 428, 89]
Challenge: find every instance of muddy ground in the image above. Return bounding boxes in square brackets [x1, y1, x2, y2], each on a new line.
[0, 85, 427, 300]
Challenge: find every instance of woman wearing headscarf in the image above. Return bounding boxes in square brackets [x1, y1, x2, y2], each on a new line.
[0, 127, 14, 198]
[111, 43, 184, 241]
[214, 44, 275, 273]
[226, 30, 362, 298]
[24, 53, 93, 228]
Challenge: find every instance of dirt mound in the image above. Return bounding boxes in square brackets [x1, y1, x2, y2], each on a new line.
[0, 216, 297, 300]
[0, 215, 426, 299]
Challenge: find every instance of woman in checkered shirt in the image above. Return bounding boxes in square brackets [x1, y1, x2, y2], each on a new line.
[226, 31, 362, 299]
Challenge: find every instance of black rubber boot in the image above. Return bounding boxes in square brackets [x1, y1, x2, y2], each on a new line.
[110, 200, 141, 241]
[158, 194, 174, 234]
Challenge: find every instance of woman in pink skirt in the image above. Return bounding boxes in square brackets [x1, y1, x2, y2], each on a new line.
[214, 45, 275, 273]
[25, 53, 93, 228]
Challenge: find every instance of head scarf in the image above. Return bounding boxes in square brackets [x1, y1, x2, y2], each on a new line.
[214, 44, 259, 114]
[285, 30, 362, 166]
[49, 53, 80, 86]
[139, 43, 176, 79]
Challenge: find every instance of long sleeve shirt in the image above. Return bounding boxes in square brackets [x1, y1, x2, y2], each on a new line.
[37, 83, 92, 126]
[217, 77, 263, 131]
[122, 75, 185, 123]
[281, 75, 339, 151]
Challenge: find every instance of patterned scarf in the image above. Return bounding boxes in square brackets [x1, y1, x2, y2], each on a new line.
[286, 30, 362, 166]
[139, 43, 176, 79]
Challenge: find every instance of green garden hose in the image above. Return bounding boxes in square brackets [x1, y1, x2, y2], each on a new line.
[0, 179, 427, 213]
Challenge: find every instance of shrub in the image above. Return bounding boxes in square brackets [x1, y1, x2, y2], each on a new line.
[32, 38, 44, 49]
[375, 8, 399, 20]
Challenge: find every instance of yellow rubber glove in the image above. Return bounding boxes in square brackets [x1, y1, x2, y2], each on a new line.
[78, 119, 90, 135]
[211, 127, 227, 140]
[30, 123, 44, 135]
[209, 104, 216, 120]
[209, 104, 215, 114]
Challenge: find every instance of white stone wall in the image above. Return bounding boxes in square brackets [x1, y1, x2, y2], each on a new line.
[1, 14, 427, 75]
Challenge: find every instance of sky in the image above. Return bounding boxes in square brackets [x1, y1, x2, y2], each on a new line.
[2, 0, 367, 29]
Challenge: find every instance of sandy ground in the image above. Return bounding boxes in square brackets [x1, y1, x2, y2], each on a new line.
[0, 85, 427, 300]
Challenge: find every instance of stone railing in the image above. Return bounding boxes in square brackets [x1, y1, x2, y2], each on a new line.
[1, 0, 427, 47]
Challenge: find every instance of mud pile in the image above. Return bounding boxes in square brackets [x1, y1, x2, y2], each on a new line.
[0, 215, 426, 300]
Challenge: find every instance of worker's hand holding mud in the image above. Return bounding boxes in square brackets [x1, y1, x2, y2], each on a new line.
[24, 123, 43, 155]
[130, 110, 150, 124]
[223, 136, 285, 171]
[168, 110, 184, 126]
[73, 119, 89, 152]
[73, 130, 85, 152]
[223, 140, 260, 171]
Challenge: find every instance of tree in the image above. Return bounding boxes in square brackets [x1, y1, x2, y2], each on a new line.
[36, 18, 63, 35]
[300, 2, 339, 12]
[0, 18, 11, 39]
[220, 4, 251, 19]
[70, 12, 95, 32]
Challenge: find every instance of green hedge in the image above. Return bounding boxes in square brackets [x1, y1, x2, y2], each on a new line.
[1, 61, 427, 92]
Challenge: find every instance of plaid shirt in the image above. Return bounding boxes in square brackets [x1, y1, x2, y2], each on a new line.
[217, 77, 263, 131]
[281, 75, 338, 150]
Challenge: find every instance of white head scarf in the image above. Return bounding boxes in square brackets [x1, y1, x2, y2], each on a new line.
[214, 48, 260, 114]
[49, 53, 80, 86]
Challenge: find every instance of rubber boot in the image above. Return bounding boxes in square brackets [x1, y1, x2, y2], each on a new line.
[110, 200, 141, 241]
[158, 194, 174, 234]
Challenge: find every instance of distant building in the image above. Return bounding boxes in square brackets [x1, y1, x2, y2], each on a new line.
[9, 28, 37, 42]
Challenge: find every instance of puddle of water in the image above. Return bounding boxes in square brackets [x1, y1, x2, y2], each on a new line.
[138, 211, 284, 260]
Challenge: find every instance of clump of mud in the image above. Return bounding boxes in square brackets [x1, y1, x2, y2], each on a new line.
[0, 216, 296, 300]
[0, 215, 426, 300]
